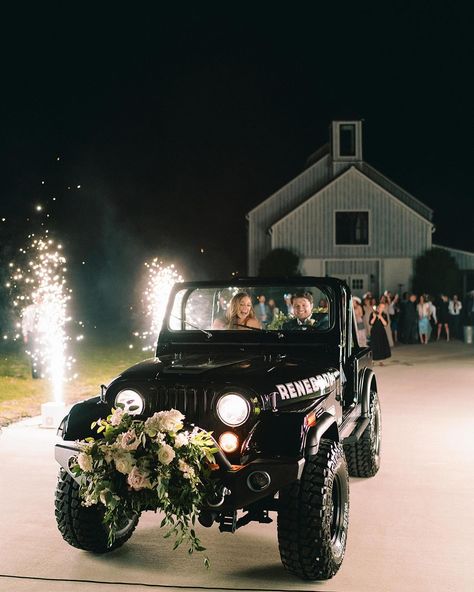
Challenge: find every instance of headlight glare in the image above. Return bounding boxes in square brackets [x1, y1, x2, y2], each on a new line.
[114, 389, 144, 415]
[216, 393, 250, 426]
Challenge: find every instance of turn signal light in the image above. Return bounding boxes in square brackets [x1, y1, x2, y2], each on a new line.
[219, 431, 239, 453]
[305, 411, 317, 428]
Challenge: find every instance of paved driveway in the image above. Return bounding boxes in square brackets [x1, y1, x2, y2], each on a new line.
[1, 342, 473, 592]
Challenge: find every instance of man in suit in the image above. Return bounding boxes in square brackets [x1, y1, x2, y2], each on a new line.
[282, 291, 329, 331]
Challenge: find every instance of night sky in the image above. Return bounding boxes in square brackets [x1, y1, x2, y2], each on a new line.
[0, 4, 472, 324]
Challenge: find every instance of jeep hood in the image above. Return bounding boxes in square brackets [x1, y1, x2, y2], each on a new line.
[116, 351, 339, 398]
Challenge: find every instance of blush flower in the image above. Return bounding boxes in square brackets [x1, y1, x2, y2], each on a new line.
[127, 466, 152, 491]
[118, 429, 141, 451]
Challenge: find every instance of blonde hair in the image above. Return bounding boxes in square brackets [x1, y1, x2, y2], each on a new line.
[225, 292, 256, 328]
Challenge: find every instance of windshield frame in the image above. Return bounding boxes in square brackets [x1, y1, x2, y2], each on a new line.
[156, 277, 347, 353]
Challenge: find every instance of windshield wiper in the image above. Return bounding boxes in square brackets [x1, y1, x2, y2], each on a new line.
[170, 315, 213, 338]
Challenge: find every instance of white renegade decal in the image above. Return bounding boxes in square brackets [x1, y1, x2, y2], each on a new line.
[275, 371, 339, 400]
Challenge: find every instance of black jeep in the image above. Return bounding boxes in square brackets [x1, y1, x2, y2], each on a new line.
[54, 277, 381, 580]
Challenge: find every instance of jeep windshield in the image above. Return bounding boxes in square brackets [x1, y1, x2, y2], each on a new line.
[167, 284, 332, 333]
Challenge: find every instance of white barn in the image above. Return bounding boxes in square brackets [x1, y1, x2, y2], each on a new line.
[247, 121, 474, 296]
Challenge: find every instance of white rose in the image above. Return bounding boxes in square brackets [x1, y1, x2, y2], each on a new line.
[118, 429, 141, 451]
[127, 466, 152, 491]
[146, 409, 185, 434]
[110, 408, 124, 426]
[77, 452, 93, 472]
[174, 432, 188, 448]
[157, 443, 175, 465]
[114, 452, 135, 474]
[160, 409, 185, 432]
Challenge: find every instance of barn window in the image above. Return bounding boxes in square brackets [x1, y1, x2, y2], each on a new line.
[335, 211, 369, 245]
[339, 124, 356, 157]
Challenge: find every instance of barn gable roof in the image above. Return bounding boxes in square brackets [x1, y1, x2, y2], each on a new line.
[357, 162, 433, 221]
[246, 146, 433, 227]
[246, 146, 330, 218]
[269, 166, 433, 233]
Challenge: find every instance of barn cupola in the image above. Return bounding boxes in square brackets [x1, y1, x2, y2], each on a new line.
[330, 120, 363, 175]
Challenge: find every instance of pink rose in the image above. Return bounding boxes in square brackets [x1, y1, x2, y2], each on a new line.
[118, 429, 141, 451]
[127, 466, 152, 491]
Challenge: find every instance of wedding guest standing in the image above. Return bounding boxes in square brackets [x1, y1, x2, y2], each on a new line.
[353, 297, 367, 346]
[255, 294, 270, 326]
[362, 296, 373, 340]
[427, 295, 437, 341]
[448, 294, 462, 339]
[417, 294, 432, 345]
[388, 293, 400, 344]
[369, 302, 391, 364]
[267, 298, 279, 321]
[436, 294, 450, 341]
[379, 295, 394, 347]
[397, 292, 409, 342]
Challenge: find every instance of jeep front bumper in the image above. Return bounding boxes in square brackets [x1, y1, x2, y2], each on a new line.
[55, 440, 305, 511]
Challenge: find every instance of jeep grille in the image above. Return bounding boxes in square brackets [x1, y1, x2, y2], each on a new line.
[149, 385, 215, 425]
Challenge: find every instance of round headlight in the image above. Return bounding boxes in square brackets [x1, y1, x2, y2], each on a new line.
[216, 393, 250, 426]
[114, 389, 145, 415]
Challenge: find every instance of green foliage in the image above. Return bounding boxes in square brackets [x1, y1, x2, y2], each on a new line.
[71, 408, 219, 567]
[412, 248, 460, 295]
[258, 248, 301, 277]
[266, 310, 290, 330]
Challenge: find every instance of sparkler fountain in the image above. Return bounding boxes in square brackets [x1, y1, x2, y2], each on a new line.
[11, 236, 74, 427]
[136, 259, 183, 351]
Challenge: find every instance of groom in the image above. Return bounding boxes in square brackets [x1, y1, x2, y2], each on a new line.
[283, 291, 329, 331]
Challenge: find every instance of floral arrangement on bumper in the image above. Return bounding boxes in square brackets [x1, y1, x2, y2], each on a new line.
[70, 407, 219, 564]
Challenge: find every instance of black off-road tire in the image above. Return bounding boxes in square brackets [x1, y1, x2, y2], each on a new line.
[344, 390, 381, 477]
[277, 439, 350, 580]
[55, 468, 139, 553]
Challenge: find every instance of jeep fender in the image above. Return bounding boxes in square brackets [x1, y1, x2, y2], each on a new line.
[304, 412, 339, 456]
[359, 368, 378, 417]
[241, 412, 306, 459]
[58, 396, 111, 441]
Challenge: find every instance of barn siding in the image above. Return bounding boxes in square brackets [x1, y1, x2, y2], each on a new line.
[270, 167, 432, 259]
[247, 154, 332, 274]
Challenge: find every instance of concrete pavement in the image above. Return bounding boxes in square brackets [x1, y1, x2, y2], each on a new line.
[1, 341, 473, 592]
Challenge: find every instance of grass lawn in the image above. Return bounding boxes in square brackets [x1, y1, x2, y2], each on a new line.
[0, 336, 146, 426]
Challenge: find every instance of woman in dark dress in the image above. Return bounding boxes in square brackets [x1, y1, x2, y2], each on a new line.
[369, 302, 391, 365]
[436, 294, 450, 341]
